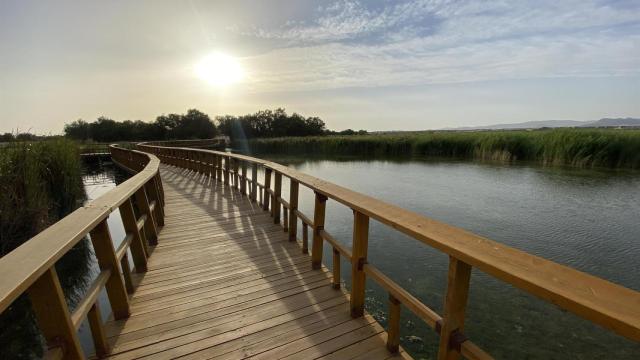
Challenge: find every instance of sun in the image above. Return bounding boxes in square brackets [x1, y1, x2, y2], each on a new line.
[195, 52, 245, 87]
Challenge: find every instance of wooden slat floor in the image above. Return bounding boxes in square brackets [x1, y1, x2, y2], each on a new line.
[103, 164, 411, 360]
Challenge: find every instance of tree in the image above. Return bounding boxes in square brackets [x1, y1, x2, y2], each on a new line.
[215, 108, 327, 140]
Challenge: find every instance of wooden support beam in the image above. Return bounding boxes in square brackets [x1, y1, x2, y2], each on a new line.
[251, 163, 258, 201]
[120, 254, 134, 294]
[223, 156, 230, 185]
[263, 168, 272, 211]
[302, 222, 309, 254]
[241, 161, 248, 195]
[118, 198, 147, 272]
[233, 158, 240, 191]
[351, 210, 370, 317]
[273, 172, 282, 224]
[216, 155, 223, 182]
[437, 257, 472, 360]
[28, 268, 84, 360]
[311, 192, 327, 270]
[145, 178, 164, 227]
[288, 180, 299, 242]
[332, 248, 341, 289]
[89, 219, 130, 319]
[387, 294, 402, 353]
[134, 187, 158, 245]
[88, 302, 109, 357]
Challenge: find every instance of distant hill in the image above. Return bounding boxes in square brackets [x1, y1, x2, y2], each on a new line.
[443, 118, 640, 130]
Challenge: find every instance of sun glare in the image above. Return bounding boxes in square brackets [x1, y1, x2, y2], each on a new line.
[195, 52, 244, 87]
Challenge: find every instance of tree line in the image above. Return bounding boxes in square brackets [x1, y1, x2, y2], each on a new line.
[59, 108, 366, 143]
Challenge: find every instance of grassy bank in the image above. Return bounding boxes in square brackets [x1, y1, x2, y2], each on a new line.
[240, 128, 640, 169]
[0, 139, 90, 359]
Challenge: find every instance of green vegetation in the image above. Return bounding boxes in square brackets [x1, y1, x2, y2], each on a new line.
[0, 139, 91, 359]
[59, 108, 365, 143]
[64, 109, 217, 142]
[241, 128, 640, 169]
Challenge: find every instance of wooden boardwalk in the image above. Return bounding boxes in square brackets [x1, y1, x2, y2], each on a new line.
[103, 165, 410, 359]
[2, 145, 637, 360]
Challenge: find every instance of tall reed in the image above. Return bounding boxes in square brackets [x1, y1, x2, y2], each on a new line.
[240, 129, 640, 169]
[0, 139, 90, 359]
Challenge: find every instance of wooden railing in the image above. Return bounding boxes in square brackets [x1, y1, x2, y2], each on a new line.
[0, 146, 164, 359]
[139, 143, 640, 360]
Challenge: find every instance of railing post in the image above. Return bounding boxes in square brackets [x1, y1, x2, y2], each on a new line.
[263, 168, 272, 211]
[118, 198, 148, 272]
[89, 219, 130, 319]
[351, 210, 369, 317]
[27, 268, 84, 360]
[302, 222, 309, 254]
[209, 153, 217, 181]
[198, 151, 206, 173]
[216, 155, 223, 182]
[273, 172, 282, 223]
[241, 161, 248, 195]
[387, 294, 401, 353]
[311, 192, 327, 270]
[251, 163, 258, 202]
[155, 173, 165, 207]
[224, 156, 230, 185]
[88, 302, 110, 357]
[283, 207, 289, 232]
[145, 178, 164, 227]
[437, 257, 472, 360]
[135, 187, 158, 245]
[332, 248, 341, 289]
[288, 180, 299, 242]
[233, 159, 240, 191]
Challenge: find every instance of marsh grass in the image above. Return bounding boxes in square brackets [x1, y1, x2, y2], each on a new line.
[242, 128, 640, 169]
[0, 139, 91, 359]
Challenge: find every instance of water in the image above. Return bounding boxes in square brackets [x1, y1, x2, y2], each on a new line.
[77, 155, 639, 359]
[252, 154, 640, 359]
[75, 158, 130, 357]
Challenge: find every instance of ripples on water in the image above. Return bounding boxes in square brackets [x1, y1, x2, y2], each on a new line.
[258, 155, 640, 359]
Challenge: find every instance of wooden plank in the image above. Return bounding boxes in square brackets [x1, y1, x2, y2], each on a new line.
[263, 168, 272, 211]
[27, 268, 84, 360]
[387, 294, 401, 353]
[88, 302, 110, 357]
[437, 257, 472, 360]
[288, 180, 299, 241]
[71, 269, 111, 329]
[351, 211, 369, 318]
[89, 219, 130, 319]
[321, 229, 353, 260]
[134, 187, 158, 245]
[332, 248, 341, 289]
[364, 263, 441, 329]
[311, 192, 327, 270]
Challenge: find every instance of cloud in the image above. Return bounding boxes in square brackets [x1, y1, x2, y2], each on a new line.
[231, 0, 640, 92]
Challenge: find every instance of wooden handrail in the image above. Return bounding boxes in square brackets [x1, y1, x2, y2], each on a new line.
[0, 145, 164, 359]
[139, 142, 640, 358]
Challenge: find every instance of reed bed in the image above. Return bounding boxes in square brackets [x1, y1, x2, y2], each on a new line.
[241, 128, 640, 169]
[0, 139, 90, 359]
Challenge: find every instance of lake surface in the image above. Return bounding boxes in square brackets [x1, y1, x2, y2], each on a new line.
[78, 155, 639, 359]
[251, 154, 640, 360]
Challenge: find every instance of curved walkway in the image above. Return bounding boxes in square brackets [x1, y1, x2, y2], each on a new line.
[103, 164, 409, 359]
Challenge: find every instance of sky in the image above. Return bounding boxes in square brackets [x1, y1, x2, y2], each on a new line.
[0, 0, 639, 133]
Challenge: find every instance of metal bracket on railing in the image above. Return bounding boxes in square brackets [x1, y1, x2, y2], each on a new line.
[450, 329, 469, 352]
